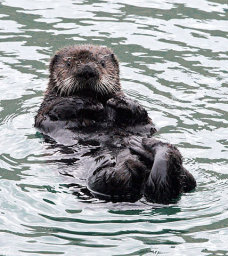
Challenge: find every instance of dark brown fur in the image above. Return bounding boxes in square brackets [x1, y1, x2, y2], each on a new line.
[35, 44, 196, 204]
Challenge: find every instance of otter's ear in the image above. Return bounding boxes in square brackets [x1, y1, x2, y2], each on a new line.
[110, 53, 119, 69]
[49, 54, 59, 73]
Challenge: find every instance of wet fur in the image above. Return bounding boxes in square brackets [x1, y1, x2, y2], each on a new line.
[47, 45, 120, 100]
[35, 44, 196, 204]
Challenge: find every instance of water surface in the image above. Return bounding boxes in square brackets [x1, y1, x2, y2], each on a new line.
[0, 0, 228, 255]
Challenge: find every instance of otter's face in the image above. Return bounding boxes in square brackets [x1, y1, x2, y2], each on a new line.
[49, 45, 120, 98]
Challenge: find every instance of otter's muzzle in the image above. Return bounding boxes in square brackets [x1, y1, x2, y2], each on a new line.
[77, 64, 99, 80]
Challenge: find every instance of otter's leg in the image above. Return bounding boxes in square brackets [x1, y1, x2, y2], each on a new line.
[87, 151, 147, 202]
[130, 138, 196, 204]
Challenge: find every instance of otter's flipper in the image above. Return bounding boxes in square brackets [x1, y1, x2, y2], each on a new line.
[87, 151, 147, 202]
[130, 138, 196, 204]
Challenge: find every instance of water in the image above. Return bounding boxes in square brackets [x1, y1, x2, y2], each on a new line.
[0, 0, 228, 255]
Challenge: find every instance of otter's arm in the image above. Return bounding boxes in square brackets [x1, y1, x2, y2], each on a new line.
[130, 138, 196, 204]
[106, 95, 151, 125]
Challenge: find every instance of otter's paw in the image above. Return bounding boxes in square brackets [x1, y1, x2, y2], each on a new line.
[106, 96, 149, 125]
[130, 138, 196, 204]
[48, 97, 104, 121]
[87, 158, 147, 202]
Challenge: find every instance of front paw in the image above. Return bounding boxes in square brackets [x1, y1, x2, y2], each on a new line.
[107, 96, 130, 110]
[107, 96, 149, 124]
[47, 97, 104, 121]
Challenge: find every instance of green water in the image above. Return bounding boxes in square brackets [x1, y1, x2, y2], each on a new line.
[0, 0, 228, 255]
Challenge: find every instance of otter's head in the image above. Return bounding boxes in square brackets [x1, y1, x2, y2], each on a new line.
[48, 45, 121, 99]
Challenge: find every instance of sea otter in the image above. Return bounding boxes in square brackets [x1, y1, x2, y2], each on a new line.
[35, 44, 196, 204]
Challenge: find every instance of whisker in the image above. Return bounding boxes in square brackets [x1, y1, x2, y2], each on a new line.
[52, 71, 119, 97]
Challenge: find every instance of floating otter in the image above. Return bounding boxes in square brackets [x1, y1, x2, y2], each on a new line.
[35, 45, 196, 204]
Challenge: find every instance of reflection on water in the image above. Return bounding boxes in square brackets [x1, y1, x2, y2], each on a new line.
[0, 0, 228, 255]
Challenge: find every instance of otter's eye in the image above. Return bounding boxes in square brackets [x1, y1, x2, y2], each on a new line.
[100, 60, 105, 68]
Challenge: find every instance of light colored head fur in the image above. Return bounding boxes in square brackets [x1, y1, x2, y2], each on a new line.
[48, 44, 121, 99]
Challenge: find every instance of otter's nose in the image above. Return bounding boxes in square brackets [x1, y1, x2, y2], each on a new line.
[77, 65, 98, 80]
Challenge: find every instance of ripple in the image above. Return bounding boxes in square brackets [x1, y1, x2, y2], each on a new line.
[0, 0, 228, 255]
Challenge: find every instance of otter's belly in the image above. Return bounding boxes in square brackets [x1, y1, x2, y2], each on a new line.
[41, 125, 136, 179]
